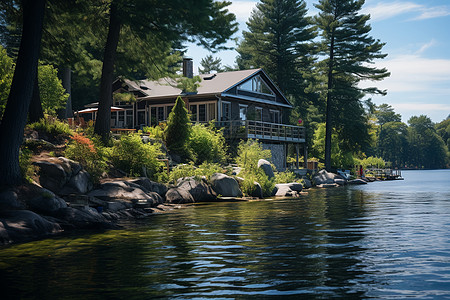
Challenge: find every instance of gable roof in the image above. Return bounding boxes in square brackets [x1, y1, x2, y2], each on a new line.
[116, 68, 293, 107]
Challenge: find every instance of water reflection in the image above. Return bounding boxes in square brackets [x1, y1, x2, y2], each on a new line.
[1, 172, 450, 299]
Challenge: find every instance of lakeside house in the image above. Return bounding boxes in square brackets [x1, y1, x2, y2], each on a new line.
[84, 58, 307, 170]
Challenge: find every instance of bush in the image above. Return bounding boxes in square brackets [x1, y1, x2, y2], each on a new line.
[235, 140, 274, 197]
[38, 64, 69, 116]
[28, 116, 73, 137]
[274, 171, 297, 184]
[19, 147, 35, 183]
[65, 133, 108, 183]
[0, 45, 14, 121]
[189, 123, 227, 164]
[169, 161, 225, 184]
[142, 125, 164, 139]
[164, 96, 191, 157]
[110, 133, 164, 179]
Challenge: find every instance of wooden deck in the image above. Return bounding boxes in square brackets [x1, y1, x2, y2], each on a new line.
[364, 168, 403, 180]
[217, 120, 306, 143]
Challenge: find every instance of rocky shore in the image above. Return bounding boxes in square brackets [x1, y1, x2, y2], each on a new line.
[0, 155, 364, 246]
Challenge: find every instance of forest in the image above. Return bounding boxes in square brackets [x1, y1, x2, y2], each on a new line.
[0, 0, 448, 187]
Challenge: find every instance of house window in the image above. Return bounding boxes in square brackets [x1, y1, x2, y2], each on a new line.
[150, 107, 157, 126]
[255, 107, 263, 122]
[190, 105, 197, 121]
[166, 106, 173, 119]
[222, 101, 231, 121]
[157, 107, 164, 122]
[199, 104, 206, 122]
[208, 103, 216, 121]
[270, 110, 280, 124]
[126, 112, 133, 128]
[237, 75, 275, 96]
[137, 111, 146, 127]
[239, 105, 247, 121]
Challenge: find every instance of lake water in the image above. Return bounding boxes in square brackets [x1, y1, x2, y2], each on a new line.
[1, 170, 450, 299]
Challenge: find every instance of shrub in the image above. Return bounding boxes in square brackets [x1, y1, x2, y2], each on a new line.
[168, 161, 225, 183]
[274, 171, 297, 184]
[189, 123, 227, 164]
[38, 64, 69, 116]
[142, 125, 164, 139]
[65, 133, 108, 183]
[19, 147, 35, 183]
[28, 116, 73, 139]
[235, 140, 274, 197]
[110, 133, 164, 179]
[164, 96, 191, 157]
[0, 45, 14, 120]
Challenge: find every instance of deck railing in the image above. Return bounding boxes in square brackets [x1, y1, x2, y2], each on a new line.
[216, 120, 306, 143]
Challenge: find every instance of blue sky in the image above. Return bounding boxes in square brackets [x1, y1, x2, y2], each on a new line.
[186, 0, 450, 123]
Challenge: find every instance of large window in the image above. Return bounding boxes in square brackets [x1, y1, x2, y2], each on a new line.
[222, 101, 231, 121]
[237, 75, 274, 96]
[239, 105, 247, 121]
[255, 107, 263, 122]
[190, 102, 216, 123]
[270, 109, 281, 124]
[150, 105, 173, 125]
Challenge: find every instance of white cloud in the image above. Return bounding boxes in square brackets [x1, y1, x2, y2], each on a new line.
[393, 103, 450, 112]
[363, 1, 450, 21]
[416, 39, 437, 55]
[413, 6, 450, 20]
[228, 1, 257, 23]
[363, 2, 422, 21]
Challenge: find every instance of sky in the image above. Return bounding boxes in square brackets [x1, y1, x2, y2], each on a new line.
[185, 0, 450, 124]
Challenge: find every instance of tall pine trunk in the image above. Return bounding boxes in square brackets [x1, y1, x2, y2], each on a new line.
[94, 2, 121, 143]
[57, 66, 73, 119]
[28, 71, 44, 123]
[0, 0, 45, 186]
[324, 32, 335, 172]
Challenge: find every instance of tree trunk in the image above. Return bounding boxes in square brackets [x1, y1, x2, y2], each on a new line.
[94, 2, 121, 143]
[57, 66, 73, 119]
[324, 32, 335, 172]
[0, 0, 46, 186]
[28, 71, 44, 123]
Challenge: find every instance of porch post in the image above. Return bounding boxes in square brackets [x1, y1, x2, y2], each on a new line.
[296, 143, 299, 169]
[303, 144, 308, 169]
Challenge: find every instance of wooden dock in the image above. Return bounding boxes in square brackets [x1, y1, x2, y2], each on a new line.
[364, 168, 403, 181]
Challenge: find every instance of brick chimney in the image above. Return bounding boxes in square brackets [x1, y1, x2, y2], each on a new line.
[182, 57, 193, 78]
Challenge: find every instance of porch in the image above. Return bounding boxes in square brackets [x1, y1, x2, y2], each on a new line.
[217, 120, 306, 143]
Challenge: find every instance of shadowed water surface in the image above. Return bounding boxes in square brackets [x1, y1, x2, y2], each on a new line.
[1, 170, 449, 299]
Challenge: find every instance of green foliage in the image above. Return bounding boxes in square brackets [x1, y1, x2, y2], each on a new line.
[19, 147, 35, 183]
[27, 116, 73, 137]
[110, 133, 164, 179]
[235, 140, 271, 170]
[164, 96, 191, 157]
[113, 92, 136, 103]
[142, 125, 164, 140]
[374, 103, 402, 126]
[168, 162, 225, 184]
[0, 45, 14, 120]
[65, 132, 108, 184]
[377, 121, 409, 167]
[189, 123, 227, 164]
[435, 117, 450, 152]
[176, 75, 202, 93]
[198, 55, 223, 74]
[312, 123, 355, 169]
[274, 171, 297, 184]
[236, 0, 316, 112]
[355, 156, 387, 170]
[235, 140, 274, 197]
[38, 64, 69, 115]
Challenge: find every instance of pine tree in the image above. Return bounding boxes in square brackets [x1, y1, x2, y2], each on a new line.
[236, 0, 316, 110]
[198, 55, 223, 74]
[164, 96, 191, 158]
[314, 0, 390, 171]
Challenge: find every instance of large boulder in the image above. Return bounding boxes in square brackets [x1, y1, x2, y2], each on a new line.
[273, 182, 303, 197]
[0, 210, 62, 245]
[258, 159, 274, 179]
[128, 177, 168, 197]
[88, 180, 162, 208]
[210, 173, 243, 197]
[249, 181, 263, 199]
[165, 177, 217, 204]
[53, 207, 112, 230]
[33, 157, 93, 196]
[302, 179, 312, 189]
[312, 169, 339, 186]
[0, 188, 23, 210]
[348, 179, 367, 185]
[26, 189, 67, 215]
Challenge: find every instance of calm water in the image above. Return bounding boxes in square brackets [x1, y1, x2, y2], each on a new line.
[1, 170, 450, 299]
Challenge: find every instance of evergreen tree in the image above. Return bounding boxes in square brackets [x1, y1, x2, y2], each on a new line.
[94, 0, 238, 143]
[314, 0, 390, 171]
[236, 0, 316, 112]
[198, 55, 223, 74]
[374, 103, 401, 126]
[164, 96, 191, 158]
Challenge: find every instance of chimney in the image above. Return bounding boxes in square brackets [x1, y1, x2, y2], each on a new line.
[183, 57, 193, 78]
